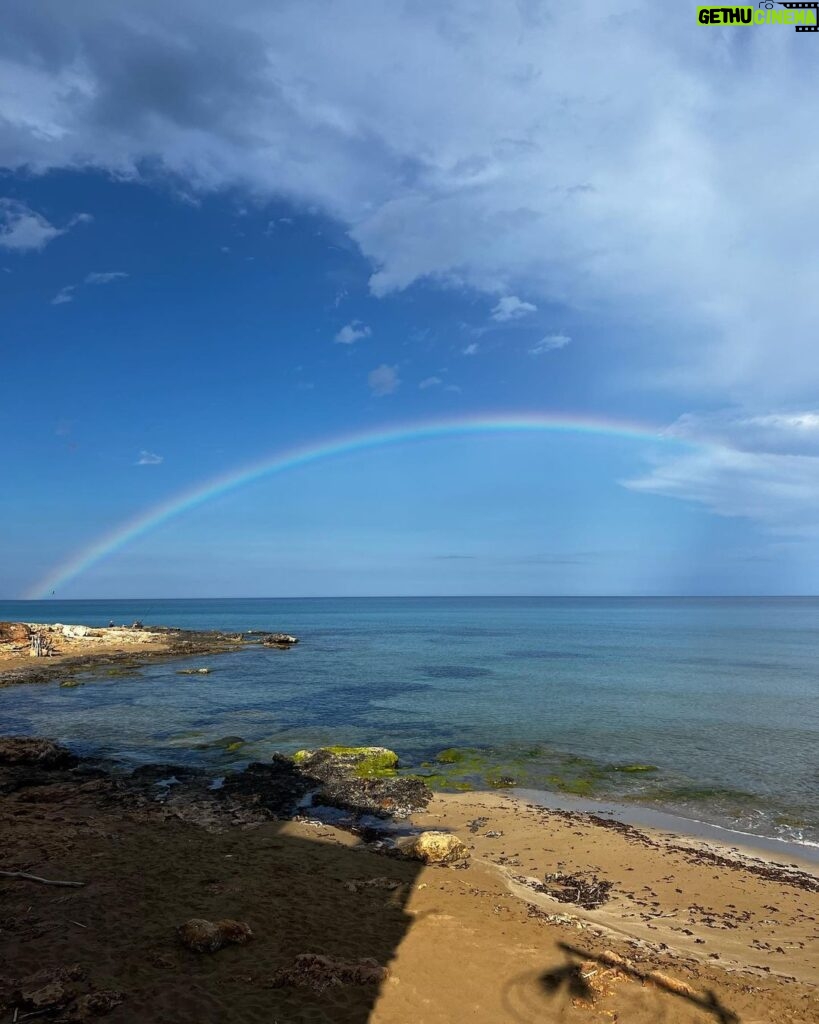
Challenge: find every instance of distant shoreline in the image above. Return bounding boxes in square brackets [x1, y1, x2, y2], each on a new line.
[0, 621, 256, 688]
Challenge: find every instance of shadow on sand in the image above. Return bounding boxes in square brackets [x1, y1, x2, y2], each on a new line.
[0, 749, 426, 1023]
[533, 941, 740, 1023]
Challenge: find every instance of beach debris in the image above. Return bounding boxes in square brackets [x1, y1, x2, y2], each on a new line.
[0, 736, 75, 768]
[541, 871, 613, 910]
[0, 869, 85, 888]
[517, 870, 613, 909]
[261, 632, 299, 648]
[270, 953, 387, 993]
[395, 830, 470, 865]
[176, 667, 212, 675]
[177, 917, 253, 953]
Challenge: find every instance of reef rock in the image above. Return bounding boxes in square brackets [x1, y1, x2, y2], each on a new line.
[177, 917, 253, 953]
[0, 736, 75, 768]
[396, 830, 470, 864]
[261, 632, 299, 647]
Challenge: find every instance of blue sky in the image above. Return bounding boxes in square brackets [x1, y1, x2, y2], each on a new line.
[2, 1, 819, 597]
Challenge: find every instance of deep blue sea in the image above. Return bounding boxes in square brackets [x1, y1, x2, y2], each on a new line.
[1, 597, 817, 847]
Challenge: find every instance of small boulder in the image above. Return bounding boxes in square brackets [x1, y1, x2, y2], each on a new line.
[396, 831, 470, 864]
[177, 917, 253, 953]
[20, 980, 72, 1010]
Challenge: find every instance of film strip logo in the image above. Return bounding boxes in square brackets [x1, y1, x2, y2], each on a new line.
[767, 1, 819, 30]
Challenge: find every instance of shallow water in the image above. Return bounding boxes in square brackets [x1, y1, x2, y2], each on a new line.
[1, 597, 817, 846]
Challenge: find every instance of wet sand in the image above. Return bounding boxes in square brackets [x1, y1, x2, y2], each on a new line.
[1, 752, 816, 1023]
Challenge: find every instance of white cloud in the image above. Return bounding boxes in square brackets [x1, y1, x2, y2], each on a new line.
[665, 409, 819, 456]
[419, 376, 442, 389]
[0, 199, 63, 251]
[490, 295, 537, 322]
[136, 450, 164, 465]
[51, 285, 74, 305]
[334, 320, 371, 344]
[529, 333, 571, 355]
[85, 271, 128, 285]
[368, 363, 399, 396]
[462, 343, 479, 356]
[1, 2, 819, 404]
[624, 445, 819, 538]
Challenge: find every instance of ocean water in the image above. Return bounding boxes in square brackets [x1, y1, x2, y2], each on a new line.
[1, 597, 817, 848]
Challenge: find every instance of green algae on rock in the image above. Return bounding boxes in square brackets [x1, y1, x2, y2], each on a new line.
[293, 746, 399, 778]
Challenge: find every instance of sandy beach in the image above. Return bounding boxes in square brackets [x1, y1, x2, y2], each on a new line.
[1, 733, 817, 1024]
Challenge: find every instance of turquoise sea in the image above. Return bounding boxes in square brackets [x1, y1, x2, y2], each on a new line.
[1, 597, 817, 848]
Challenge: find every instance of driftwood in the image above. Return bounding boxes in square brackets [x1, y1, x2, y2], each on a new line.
[0, 869, 85, 888]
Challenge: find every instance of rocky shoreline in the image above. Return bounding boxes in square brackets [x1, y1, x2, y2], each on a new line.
[2, 735, 818, 1022]
[0, 737, 434, 835]
[0, 622, 298, 688]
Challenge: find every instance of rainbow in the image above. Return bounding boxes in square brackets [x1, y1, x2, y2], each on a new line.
[25, 412, 694, 599]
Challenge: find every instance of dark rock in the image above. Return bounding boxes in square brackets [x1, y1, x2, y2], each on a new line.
[317, 773, 432, 820]
[0, 736, 75, 768]
[261, 632, 299, 647]
[220, 758, 314, 818]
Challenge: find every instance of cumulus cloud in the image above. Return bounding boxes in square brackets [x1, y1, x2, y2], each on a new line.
[529, 333, 571, 355]
[334, 320, 371, 344]
[51, 285, 74, 305]
[85, 271, 128, 284]
[0, 199, 63, 251]
[490, 295, 537, 322]
[367, 363, 399, 396]
[462, 343, 479, 356]
[136, 450, 164, 465]
[419, 376, 442, 389]
[1, 1, 818, 404]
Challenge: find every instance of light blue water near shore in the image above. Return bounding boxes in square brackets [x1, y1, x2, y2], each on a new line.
[1, 597, 817, 847]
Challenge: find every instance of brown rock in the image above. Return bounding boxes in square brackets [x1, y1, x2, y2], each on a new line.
[0, 621, 30, 643]
[396, 830, 470, 864]
[177, 917, 253, 953]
